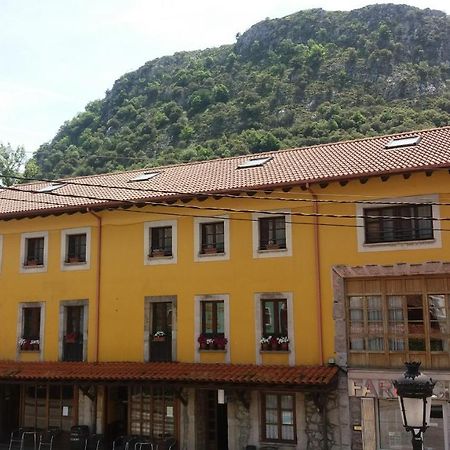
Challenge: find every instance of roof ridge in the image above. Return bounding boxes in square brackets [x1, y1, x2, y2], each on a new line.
[53, 125, 450, 183]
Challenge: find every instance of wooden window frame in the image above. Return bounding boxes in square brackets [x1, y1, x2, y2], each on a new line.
[21, 384, 75, 431]
[66, 233, 87, 263]
[258, 216, 287, 250]
[25, 237, 45, 266]
[128, 385, 178, 438]
[22, 307, 41, 341]
[346, 276, 450, 368]
[260, 392, 297, 444]
[200, 221, 224, 254]
[150, 226, 173, 257]
[363, 204, 433, 244]
[201, 301, 225, 337]
[261, 299, 288, 338]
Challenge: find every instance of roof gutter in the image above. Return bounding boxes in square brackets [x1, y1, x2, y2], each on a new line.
[88, 209, 102, 363]
[307, 184, 324, 366]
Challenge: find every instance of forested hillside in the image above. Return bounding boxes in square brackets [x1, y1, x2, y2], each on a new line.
[30, 4, 450, 179]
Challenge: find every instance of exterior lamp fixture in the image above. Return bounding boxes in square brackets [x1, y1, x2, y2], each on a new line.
[393, 362, 435, 450]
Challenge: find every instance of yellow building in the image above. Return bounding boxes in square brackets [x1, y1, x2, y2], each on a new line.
[0, 126, 450, 449]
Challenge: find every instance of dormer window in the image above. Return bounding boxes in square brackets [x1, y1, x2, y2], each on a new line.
[384, 136, 421, 149]
[237, 157, 273, 169]
[128, 172, 161, 182]
[36, 183, 65, 193]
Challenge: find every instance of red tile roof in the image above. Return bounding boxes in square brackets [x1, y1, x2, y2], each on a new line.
[0, 361, 338, 388]
[2, 126, 450, 219]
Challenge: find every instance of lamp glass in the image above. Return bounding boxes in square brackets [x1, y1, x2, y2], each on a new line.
[398, 397, 431, 429]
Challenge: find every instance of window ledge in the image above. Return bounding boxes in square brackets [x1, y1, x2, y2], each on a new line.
[64, 261, 87, 266]
[260, 350, 290, 354]
[257, 248, 288, 253]
[199, 349, 227, 353]
[148, 255, 173, 259]
[363, 238, 435, 247]
[19, 350, 41, 353]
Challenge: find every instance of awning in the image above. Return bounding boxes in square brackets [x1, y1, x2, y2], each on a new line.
[0, 361, 338, 389]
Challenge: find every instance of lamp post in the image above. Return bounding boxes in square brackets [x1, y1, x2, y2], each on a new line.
[393, 362, 435, 450]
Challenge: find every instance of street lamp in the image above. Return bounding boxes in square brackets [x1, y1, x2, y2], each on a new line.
[393, 362, 435, 450]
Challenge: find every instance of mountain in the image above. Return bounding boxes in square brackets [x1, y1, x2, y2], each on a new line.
[30, 4, 450, 179]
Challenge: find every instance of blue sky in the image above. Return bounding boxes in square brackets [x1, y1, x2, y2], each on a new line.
[1, 0, 449, 156]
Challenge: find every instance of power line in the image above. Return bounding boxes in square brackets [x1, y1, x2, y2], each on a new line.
[0, 183, 446, 223]
[2, 173, 450, 208]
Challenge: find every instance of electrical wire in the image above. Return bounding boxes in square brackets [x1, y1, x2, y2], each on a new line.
[1, 172, 450, 208]
[0, 183, 445, 223]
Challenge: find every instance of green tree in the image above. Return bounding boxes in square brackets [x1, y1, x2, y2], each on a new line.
[0, 143, 26, 186]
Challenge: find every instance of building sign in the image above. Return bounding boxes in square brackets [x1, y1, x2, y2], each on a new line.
[348, 374, 450, 400]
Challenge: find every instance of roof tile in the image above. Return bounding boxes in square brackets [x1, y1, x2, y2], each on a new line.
[2, 126, 450, 219]
[0, 361, 338, 387]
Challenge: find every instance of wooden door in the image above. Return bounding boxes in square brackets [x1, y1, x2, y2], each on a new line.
[150, 302, 172, 361]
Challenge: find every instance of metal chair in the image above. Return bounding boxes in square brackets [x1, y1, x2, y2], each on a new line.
[134, 438, 157, 450]
[9, 428, 38, 450]
[38, 428, 61, 450]
[156, 438, 176, 450]
[86, 434, 104, 450]
[112, 435, 140, 450]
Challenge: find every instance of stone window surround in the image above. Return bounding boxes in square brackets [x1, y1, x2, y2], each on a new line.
[355, 194, 441, 252]
[194, 294, 230, 363]
[332, 261, 450, 368]
[144, 295, 177, 362]
[193, 216, 230, 262]
[254, 292, 295, 366]
[251, 210, 292, 259]
[16, 301, 45, 361]
[58, 299, 89, 362]
[19, 231, 49, 273]
[60, 227, 92, 271]
[143, 220, 178, 265]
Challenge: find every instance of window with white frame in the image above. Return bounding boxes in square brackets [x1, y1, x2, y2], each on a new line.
[255, 292, 294, 364]
[59, 300, 88, 362]
[144, 220, 177, 265]
[61, 228, 91, 270]
[252, 212, 292, 258]
[194, 216, 229, 261]
[19, 304, 43, 351]
[356, 195, 441, 252]
[20, 232, 48, 272]
[195, 295, 230, 360]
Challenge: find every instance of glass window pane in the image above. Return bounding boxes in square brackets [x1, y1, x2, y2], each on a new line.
[216, 302, 224, 334]
[265, 394, 277, 408]
[281, 425, 294, 441]
[350, 338, 365, 350]
[263, 302, 275, 335]
[281, 395, 293, 409]
[281, 410, 294, 425]
[266, 425, 278, 440]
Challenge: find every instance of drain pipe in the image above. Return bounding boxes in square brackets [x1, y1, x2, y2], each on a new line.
[307, 184, 324, 366]
[88, 209, 102, 363]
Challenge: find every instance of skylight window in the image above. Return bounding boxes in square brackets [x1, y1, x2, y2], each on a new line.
[37, 183, 65, 193]
[385, 136, 421, 149]
[237, 157, 273, 169]
[128, 172, 161, 182]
